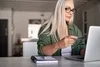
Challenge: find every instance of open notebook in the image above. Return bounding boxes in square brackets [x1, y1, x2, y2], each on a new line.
[31, 55, 58, 64]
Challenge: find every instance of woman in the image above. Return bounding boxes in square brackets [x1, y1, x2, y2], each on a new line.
[37, 0, 85, 56]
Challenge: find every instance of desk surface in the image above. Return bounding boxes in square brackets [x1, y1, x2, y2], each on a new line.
[0, 57, 100, 67]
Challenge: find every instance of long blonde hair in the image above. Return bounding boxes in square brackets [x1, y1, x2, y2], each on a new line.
[39, 0, 74, 40]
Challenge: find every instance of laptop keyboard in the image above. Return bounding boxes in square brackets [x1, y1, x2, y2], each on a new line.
[77, 56, 84, 60]
[65, 56, 84, 61]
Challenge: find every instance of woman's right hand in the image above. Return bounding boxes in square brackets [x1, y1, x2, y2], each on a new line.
[58, 35, 78, 49]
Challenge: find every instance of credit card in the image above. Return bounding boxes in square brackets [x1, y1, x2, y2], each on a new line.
[77, 36, 85, 40]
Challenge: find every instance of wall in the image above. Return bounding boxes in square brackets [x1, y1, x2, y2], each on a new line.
[13, 11, 52, 43]
[74, 0, 100, 33]
[0, 9, 52, 56]
[96, 3, 100, 26]
[0, 8, 12, 56]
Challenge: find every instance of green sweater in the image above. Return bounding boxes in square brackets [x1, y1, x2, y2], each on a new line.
[37, 24, 86, 56]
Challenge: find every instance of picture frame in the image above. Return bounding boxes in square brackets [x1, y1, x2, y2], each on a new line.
[29, 19, 41, 24]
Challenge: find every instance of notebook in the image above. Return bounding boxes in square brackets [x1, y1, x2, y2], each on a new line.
[31, 55, 58, 64]
[65, 26, 100, 62]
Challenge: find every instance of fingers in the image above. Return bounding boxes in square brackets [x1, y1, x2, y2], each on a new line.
[64, 35, 78, 47]
[68, 39, 76, 44]
[58, 35, 78, 49]
[65, 35, 78, 40]
[69, 35, 78, 40]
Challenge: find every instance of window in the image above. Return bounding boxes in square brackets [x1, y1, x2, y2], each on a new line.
[28, 19, 41, 39]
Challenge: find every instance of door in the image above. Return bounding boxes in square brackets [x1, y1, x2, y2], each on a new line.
[0, 19, 8, 57]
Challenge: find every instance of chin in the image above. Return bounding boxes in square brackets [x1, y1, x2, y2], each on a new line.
[66, 19, 70, 22]
[66, 18, 72, 22]
[65, 18, 73, 25]
[66, 20, 71, 25]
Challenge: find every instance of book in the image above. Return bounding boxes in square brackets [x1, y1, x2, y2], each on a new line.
[31, 55, 58, 64]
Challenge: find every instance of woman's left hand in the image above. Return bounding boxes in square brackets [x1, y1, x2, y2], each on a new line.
[80, 49, 85, 56]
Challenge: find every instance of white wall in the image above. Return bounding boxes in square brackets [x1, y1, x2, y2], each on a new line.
[13, 11, 52, 43]
[0, 9, 52, 56]
[0, 8, 12, 56]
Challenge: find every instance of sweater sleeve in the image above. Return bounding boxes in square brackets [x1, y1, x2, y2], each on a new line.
[72, 24, 86, 55]
[37, 26, 52, 56]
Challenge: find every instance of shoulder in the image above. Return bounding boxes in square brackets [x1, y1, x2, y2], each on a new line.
[71, 24, 81, 31]
[70, 24, 82, 36]
[71, 24, 79, 29]
[38, 24, 51, 36]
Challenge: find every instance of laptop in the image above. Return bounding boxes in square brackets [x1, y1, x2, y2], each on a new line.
[65, 26, 100, 62]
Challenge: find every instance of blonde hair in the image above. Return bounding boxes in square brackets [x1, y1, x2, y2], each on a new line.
[39, 0, 74, 40]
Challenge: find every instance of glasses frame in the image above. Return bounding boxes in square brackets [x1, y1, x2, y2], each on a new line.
[65, 7, 76, 13]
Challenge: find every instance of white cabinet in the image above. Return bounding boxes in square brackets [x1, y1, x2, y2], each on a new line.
[23, 41, 38, 57]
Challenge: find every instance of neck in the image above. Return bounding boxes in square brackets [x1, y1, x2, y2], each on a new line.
[66, 21, 70, 35]
[66, 21, 69, 26]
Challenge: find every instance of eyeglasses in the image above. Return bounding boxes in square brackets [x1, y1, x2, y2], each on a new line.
[65, 7, 76, 13]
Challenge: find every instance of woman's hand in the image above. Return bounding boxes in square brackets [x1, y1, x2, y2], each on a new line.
[41, 35, 78, 56]
[80, 49, 85, 56]
[58, 35, 78, 49]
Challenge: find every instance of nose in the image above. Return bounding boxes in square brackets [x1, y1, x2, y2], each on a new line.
[69, 11, 73, 15]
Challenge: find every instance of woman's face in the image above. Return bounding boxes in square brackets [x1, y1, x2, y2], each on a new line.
[64, 0, 75, 23]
